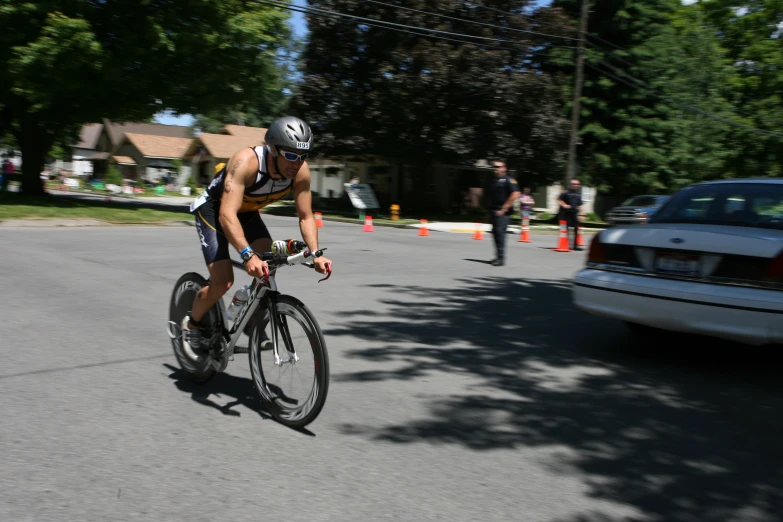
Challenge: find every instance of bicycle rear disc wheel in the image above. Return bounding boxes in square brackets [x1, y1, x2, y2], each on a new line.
[169, 272, 221, 383]
[249, 295, 330, 428]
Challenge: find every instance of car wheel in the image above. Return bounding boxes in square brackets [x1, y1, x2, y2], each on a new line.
[624, 321, 664, 336]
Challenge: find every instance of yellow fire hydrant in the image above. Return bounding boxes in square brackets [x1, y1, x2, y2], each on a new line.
[390, 204, 400, 221]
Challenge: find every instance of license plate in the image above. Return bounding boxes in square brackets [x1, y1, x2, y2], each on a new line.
[656, 253, 700, 277]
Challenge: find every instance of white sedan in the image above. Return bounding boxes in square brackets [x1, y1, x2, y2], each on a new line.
[572, 179, 783, 346]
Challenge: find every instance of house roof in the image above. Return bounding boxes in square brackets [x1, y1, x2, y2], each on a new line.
[112, 155, 137, 165]
[123, 133, 193, 159]
[103, 118, 190, 146]
[223, 124, 267, 142]
[84, 151, 111, 160]
[75, 123, 103, 149]
[186, 133, 263, 161]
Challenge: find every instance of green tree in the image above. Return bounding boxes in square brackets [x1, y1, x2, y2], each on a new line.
[290, 0, 573, 209]
[700, 0, 783, 178]
[104, 164, 123, 186]
[0, 0, 290, 196]
[549, 0, 736, 197]
[192, 38, 305, 134]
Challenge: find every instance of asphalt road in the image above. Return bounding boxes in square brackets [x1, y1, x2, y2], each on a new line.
[1, 216, 781, 522]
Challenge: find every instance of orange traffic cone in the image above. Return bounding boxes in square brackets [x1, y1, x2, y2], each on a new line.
[363, 215, 375, 232]
[418, 219, 430, 236]
[315, 212, 324, 228]
[518, 215, 532, 243]
[576, 227, 585, 247]
[472, 223, 484, 240]
[554, 220, 570, 252]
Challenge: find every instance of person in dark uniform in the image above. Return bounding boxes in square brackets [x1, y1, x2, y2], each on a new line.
[486, 160, 520, 266]
[558, 178, 584, 251]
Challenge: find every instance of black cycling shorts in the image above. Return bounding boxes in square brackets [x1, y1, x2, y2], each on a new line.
[193, 199, 271, 265]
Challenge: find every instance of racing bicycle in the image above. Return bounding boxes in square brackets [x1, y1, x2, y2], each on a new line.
[167, 240, 332, 428]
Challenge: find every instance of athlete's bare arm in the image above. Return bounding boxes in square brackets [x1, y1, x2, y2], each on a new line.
[218, 148, 257, 252]
[293, 162, 332, 274]
[218, 148, 268, 278]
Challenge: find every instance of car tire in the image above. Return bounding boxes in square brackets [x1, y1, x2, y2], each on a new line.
[624, 321, 665, 336]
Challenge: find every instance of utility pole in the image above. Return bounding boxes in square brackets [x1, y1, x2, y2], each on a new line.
[565, 0, 589, 185]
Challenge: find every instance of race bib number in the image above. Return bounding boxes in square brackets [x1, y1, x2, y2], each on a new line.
[296, 142, 310, 150]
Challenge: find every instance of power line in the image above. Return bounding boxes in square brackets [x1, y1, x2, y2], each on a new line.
[465, 2, 666, 69]
[465, 1, 579, 33]
[255, 0, 536, 45]
[585, 60, 783, 139]
[363, 0, 582, 42]
[255, 0, 579, 51]
[428, 2, 780, 140]
[254, 0, 781, 140]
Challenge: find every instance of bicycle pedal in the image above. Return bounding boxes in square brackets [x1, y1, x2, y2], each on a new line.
[233, 345, 249, 354]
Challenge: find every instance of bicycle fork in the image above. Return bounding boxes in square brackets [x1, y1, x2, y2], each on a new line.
[268, 299, 299, 367]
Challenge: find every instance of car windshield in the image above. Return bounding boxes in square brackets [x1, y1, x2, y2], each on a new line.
[650, 182, 783, 230]
[621, 195, 664, 207]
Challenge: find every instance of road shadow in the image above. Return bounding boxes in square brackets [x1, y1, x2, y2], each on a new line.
[325, 277, 783, 522]
[164, 363, 315, 436]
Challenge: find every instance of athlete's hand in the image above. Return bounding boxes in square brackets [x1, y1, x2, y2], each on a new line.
[313, 256, 332, 275]
[245, 255, 269, 280]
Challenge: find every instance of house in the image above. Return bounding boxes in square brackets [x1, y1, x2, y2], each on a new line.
[183, 125, 267, 187]
[69, 119, 597, 215]
[70, 123, 102, 177]
[78, 119, 192, 182]
[112, 132, 193, 182]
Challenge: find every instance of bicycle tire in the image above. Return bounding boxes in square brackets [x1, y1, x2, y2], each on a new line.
[168, 272, 224, 383]
[248, 294, 330, 428]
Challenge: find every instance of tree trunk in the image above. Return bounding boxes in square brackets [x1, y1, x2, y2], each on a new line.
[15, 116, 53, 197]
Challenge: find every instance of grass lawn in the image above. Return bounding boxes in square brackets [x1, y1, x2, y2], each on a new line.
[0, 193, 189, 223]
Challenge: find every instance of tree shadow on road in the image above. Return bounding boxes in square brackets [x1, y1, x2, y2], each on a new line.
[325, 277, 783, 522]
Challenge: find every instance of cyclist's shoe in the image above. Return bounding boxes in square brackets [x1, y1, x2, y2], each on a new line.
[259, 329, 273, 351]
[181, 316, 203, 359]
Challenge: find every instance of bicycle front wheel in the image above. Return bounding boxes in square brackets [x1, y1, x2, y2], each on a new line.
[249, 295, 330, 428]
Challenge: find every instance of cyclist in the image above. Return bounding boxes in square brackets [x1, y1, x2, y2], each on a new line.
[183, 116, 332, 351]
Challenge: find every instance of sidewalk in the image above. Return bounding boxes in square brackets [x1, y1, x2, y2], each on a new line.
[42, 190, 604, 234]
[411, 221, 603, 234]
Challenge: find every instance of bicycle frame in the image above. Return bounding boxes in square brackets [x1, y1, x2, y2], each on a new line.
[218, 260, 279, 357]
[219, 247, 330, 366]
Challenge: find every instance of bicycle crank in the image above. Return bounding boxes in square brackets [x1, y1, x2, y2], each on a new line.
[209, 334, 231, 372]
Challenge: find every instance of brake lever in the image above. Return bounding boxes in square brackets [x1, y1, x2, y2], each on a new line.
[318, 263, 332, 283]
[262, 265, 270, 284]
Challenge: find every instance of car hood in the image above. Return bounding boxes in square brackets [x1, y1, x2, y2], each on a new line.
[599, 223, 783, 258]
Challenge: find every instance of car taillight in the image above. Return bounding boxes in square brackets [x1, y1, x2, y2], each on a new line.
[587, 233, 607, 264]
[763, 249, 783, 282]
